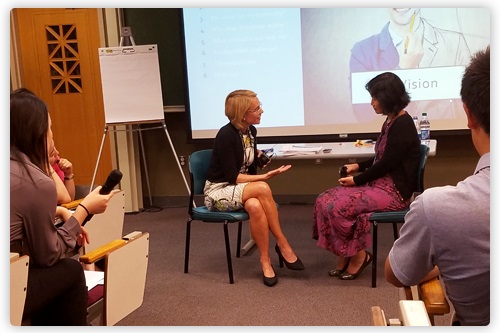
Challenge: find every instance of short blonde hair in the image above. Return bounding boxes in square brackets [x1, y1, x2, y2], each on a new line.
[225, 89, 257, 130]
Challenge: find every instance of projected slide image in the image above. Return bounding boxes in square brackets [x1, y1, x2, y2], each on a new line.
[183, 8, 304, 134]
[301, 8, 489, 127]
[183, 8, 490, 140]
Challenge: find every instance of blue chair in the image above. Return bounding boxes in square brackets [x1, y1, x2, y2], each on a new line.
[183, 149, 247, 284]
[369, 144, 430, 288]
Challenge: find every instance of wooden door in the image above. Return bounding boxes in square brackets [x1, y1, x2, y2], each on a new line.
[13, 8, 112, 186]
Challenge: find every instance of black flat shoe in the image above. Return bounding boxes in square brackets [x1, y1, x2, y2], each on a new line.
[262, 266, 278, 287]
[339, 251, 373, 280]
[328, 259, 350, 277]
[275, 244, 305, 270]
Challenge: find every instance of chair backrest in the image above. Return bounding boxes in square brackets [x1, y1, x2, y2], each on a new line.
[103, 232, 150, 326]
[417, 144, 430, 192]
[10, 253, 29, 326]
[84, 190, 126, 253]
[189, 149, 213, 195]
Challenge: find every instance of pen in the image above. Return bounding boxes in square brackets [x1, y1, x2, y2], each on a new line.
[404, 13, 416, 55]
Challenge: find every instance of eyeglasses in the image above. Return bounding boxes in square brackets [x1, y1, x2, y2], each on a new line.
[247, 103, 263, 114]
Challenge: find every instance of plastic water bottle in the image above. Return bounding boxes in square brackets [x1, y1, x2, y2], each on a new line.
[412, 116, 421, 139]
[419, 112, 431, 145]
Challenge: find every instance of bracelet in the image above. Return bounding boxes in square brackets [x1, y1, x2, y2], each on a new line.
[78, 203, 90, 216]
[64, 173, 74, 180]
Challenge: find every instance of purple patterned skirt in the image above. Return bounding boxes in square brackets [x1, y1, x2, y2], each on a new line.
[313, 176, 408, 257]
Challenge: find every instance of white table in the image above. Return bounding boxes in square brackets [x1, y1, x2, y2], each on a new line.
[260, 139, 437, 159]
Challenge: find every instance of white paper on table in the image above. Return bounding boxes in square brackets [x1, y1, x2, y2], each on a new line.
[84, 270, 105, 290]
[280, 144, 323, 154]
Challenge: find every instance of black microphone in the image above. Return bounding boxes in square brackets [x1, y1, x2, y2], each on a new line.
[99, 169, 123, 195]
[82, 169, 123, 226]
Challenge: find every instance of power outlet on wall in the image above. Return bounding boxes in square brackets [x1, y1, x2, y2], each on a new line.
[179, 156, 185, 166]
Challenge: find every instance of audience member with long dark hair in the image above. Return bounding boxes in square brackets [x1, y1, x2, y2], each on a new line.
[10, 88, 117, 325]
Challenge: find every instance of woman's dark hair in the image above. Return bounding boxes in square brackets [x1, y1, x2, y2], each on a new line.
[10, 88, 50, 178]
[365, 72, 411, 115]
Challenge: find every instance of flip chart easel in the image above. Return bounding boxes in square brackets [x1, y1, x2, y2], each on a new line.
[91, 42, 190, 203]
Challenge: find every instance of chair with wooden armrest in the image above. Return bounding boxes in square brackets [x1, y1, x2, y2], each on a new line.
[61, 190, 126, 255]
[404, 277, 450, 325]
[371, 277, 450, 326]
[79, 231, 150, 326]
[372, 301, 432, 326]
[60, 198, 84, 210]
[10, 253, 29, 326]
[371, 306, 388, 326]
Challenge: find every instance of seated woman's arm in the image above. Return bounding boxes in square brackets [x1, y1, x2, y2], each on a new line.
[236, 165, 292, 183]
[50, 167, 71, 204]
[58, 157, 76, 201]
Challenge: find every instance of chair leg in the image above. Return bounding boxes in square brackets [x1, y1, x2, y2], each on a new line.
[184, 219, 192, 273]
[236, 221, 242, 258]
[392, 222, 399, 240]
[223, 221, 234, 284]
[372, 222, 378, 288]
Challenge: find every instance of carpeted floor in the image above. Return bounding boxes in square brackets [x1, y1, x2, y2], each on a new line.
[116, 203, 453, 326]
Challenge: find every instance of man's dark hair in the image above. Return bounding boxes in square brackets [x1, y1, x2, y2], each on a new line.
[461, 46, 490, 135]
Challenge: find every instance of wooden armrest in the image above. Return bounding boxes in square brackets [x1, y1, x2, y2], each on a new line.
[420, 277, 450, 315]
[60, 198, 84, 210]
[79, 239, 127, 264]
[371, 306, 387, 326]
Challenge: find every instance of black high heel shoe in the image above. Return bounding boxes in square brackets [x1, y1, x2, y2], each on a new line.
[275, 244, 305, 270]
[262, 265, 278, 287]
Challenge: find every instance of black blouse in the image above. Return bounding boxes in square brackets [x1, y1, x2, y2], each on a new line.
[353, 113, 421, 200]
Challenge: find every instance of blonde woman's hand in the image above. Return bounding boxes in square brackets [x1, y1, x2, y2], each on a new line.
[266, 165, 291, 178]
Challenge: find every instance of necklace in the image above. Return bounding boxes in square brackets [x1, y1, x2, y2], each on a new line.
[238, 128, 253, 172]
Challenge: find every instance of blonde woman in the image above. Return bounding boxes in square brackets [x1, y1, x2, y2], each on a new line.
[204, 89, 304, 287]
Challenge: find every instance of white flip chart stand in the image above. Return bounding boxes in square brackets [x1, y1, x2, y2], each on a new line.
[91, 41, 189, 204]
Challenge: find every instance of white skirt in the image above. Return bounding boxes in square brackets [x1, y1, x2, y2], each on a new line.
[204, 180, 248, 211]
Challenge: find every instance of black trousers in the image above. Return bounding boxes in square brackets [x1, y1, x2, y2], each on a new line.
[23, 258, 88, 325]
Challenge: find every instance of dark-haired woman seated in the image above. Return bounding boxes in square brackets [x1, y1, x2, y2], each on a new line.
[313, 72, 420, 280]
